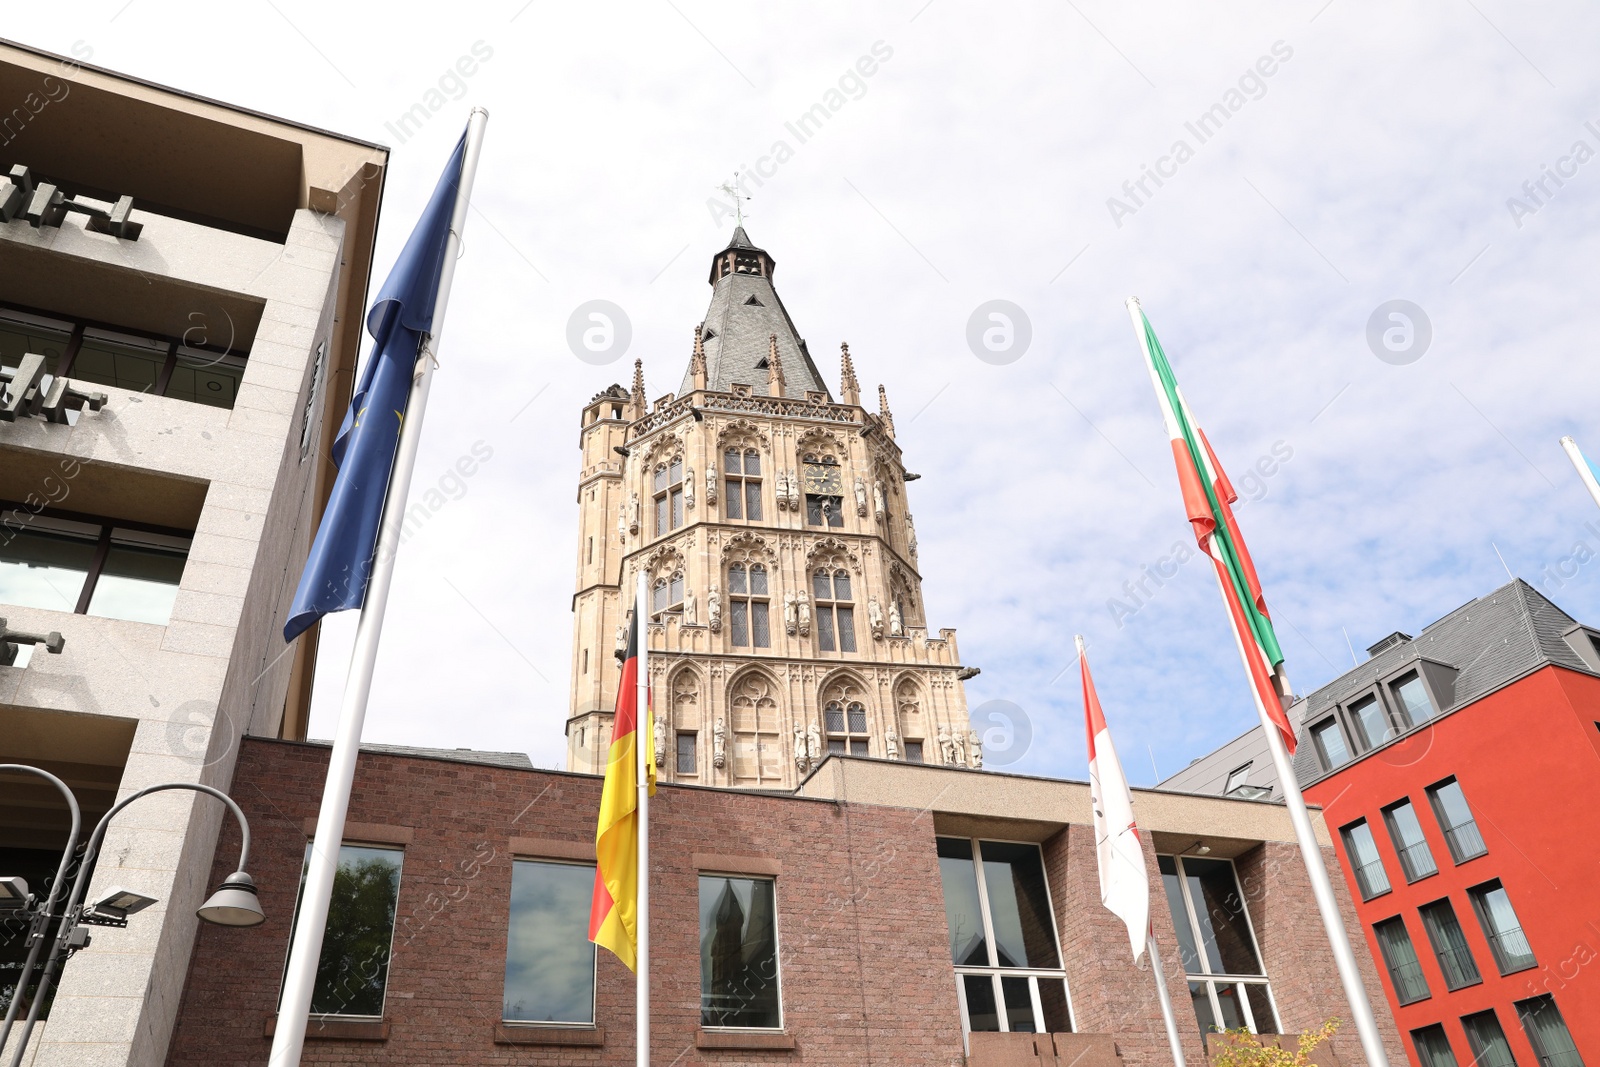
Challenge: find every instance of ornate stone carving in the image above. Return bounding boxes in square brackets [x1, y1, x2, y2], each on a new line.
[786, 467, 801, 510]
[804, 536, 861, 573]
[968, 729, 983, 769]
[873, 479, 886, 522]
[951, 728, 967, 767]
[617, 509, 627, 545]
[629, 491, 641, 534]
[783, 592, 797, 635]
[615, 624, 627, 658]
[854, 475, 868, 516]
[868, 596, 885, 639]
[713, 717, 726, 768]
[806, 724, 822, 762]
[707, 582, 722, 632]
[797, 592, 811, 636]
[889, 599, 904, 637]
[794, 724, 810, 774]
[774, 467, 790, 511]
[906, 513, 917, 556]
[683, 587, 697, 625]
[685, 467, 695, 510]
[654, 717, 667, 767]
[705, 464, 717, 506]
[938, 724, 956, 765]
[886, 728, 900, 760]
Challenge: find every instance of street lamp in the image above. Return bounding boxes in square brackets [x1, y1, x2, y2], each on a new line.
[0, 775, 263, 1067]
[0, 764, 79, 1062]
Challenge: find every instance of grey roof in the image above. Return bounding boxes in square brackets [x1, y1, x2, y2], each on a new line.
[1158, 578, 1598, 796]
[305, 739, 534, 770]
[679, 227, 831, 400]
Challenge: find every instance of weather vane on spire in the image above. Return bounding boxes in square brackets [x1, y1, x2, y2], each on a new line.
[719, 172, 751, 228]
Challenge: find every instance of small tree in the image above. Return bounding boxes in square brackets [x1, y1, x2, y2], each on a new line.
[1209, 1018, 1340, 1067]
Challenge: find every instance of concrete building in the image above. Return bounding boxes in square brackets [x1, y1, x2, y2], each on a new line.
[566, 226, 978, 788]
[0, 38, 385, 1066]
[1162, 579, 1598, 1066]
[166, 737, 1405, 1065]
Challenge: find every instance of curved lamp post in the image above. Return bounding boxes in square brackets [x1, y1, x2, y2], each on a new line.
[0, 765, 80, 1060]
[2, 779, 264, 1067]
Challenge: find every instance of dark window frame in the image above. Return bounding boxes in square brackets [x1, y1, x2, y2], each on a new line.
[1373, 915, 1431, 1006]
[1425, 776, 1488, 864]
[1310, 715, 1353, 771]
[1157, 853, 1279, 1035]
[675, 731, 698, 776]
[722, 447, 763, 522]
[1514, 994, 1583, 1067]
[1418, 898, 1481, 991]
[1461, 1009, 1518, 1067]
[0, 499, 192, 620]
[726, 562, 770, 649]
[1381, 798, 1438, 883]
[281, 841, 405, 1020]
[1339, 818, 1392, 901]
[698, 872, 783, 1030]
[501, 857, 598, 1027]
[1467, 879, 1537, 975]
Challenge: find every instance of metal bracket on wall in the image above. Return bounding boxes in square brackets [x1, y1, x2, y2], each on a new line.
[0, 356, 107, 423]
[2, 164, 142, 240]
[0, 619, 66, 666]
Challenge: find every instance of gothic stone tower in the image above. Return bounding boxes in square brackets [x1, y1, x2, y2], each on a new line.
[567, 227, 976, 787]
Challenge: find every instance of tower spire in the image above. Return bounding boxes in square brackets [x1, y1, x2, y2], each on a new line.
[839, 342, 860, 406]
[767, 334, 786, 397]
[878, 383, 895, 439]
[691, 323, 708, 391]
[630, 358, 647, 416]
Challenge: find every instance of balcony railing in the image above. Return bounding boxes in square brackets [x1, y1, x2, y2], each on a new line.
[1395, 839, 1437, 882]
[1486, 927, 1536, 973]
[1537, 1052, 1584, 1067]
[1352, 859, 1390, 900]
[1387, 957, 1430, 1005]
[1441, 820, 1487, 862]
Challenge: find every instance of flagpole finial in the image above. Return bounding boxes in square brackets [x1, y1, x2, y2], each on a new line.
[470, 105, 489, 117]
[1074, 634, 1087, 656]
[1126, 295, 1142, 309]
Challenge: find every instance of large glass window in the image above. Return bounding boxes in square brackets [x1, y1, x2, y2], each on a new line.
[723, 448, 762, 521]
[0, 509, 189, 624]
[1340, 820, 1391, 900]
[813, 569, 856, 653]
[1158, 854, 1278, 1035]
[727, 562, 770, 649]
[1382, 799, 1438, 882]
[1310, 718, 1350, 770]
[1412, 1024, 1459, 1067]
[284, 844, 403, 1018]
[503, 860, 596, 1025]
[1426, 778, 1487, 863]
[699, 875, 781, 1029]
[1418, 899, 1481, 990]
[937, 837, 1071, 1039]
[1515, 995, 1583, 1067]
[1373, 917, 1430, 1006]
[1468, 881, 1536, 974]
[1461, 1010, 1518, 1067]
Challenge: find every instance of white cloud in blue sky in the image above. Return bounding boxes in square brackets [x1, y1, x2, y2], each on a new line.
[16, 0, 1600, 782]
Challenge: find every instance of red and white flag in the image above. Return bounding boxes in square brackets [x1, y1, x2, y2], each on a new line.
[1080, 635, 1149, 962]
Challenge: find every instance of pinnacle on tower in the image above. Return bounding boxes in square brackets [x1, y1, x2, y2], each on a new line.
[767, 334, 786, 397]
[878, 383, 896, 438]
[691, 323, 708, 391]
[839, 342, 860, 406]
[630, 358, 647, 415]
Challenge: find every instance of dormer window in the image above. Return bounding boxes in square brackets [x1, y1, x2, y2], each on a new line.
[1310, 717, 1351, 770]
[744, 294, 764, 306]
[1388, 671, 1435, 727]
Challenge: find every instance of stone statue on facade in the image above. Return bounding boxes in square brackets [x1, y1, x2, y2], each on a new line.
[628, 491, 641, 534]
[685, 468, 695, 510]
[889, 598, 904, 637]
[713, 717, 726, 768]
[794, 725, 810, 773]
[682, 587, 697, 625]
[774, 468, 790, 510]
[787, 468, 801, 510]
[707, 582, 722, 632]
[783, 592, 797, 635]
[868, 595, 885, 639]
[906, 513, 917, 556]
[806, 724, 822, 763]
[854, 475, 868, 516]
[968, 730, 983, 769]
[705, 464, 718, 505]
[886, 729, 900, 760]
[615, 624, 627, 659]
[937, 724, 955, 765]
[873, 479, 886, 522]
[617, 509, 627, 545]
[797, 592, 811, 636]
[950, 728, 967, 768]
[655, 717, 667, 767]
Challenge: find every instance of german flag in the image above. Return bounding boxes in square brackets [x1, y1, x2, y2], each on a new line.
[589, 606, 655, 970]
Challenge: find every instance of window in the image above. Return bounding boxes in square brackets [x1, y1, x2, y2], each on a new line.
[0, 507, 190, 624]
[1310, 717, 1350, 770]
[284, 844, 403, 1018]
[653, 458, 684, 536]
[1515, 995, 1583, 1067]
[0, 302, 248, 409]
[802, 457, 844, 528]
[1461, 1010, 1518, 1067]
[723, 447, 762, 521]
[727, 563, 770, 648]
[1224, 763, 1252, 794]
[1418, 899, 1481, 990]
[813, 569, 856, 653]
[1426, 778, 1487, 863]
[503, 860, 596, 1025]
[1373, 917, 1430, 1005]
[1468, 881, 1536, 974]
[651, 570, 684, 617]
[904, 740, 925, 763]
[1390, 671, 1436, 726]
[729, 674, 783, 786]
[1158, 855, 1278, 1034]
[699, 875, 781, 1029]
[299, 340, 325, 459]
[824, 700, 869, 756]
[937, 837, 1072, 1038]
[1349, 693, 1394, 750]
[1382, 799, 1437, 882]
[1340, 820, 1391, 900]
[1412, 1024, 1459, 1067]
[676, 731, 698, 775]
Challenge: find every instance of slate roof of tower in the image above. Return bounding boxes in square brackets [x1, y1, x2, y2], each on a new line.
[680, 226, 832, 400]
[1157, 579, 1600, 797]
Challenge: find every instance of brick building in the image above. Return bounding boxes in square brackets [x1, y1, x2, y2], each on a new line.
[1162, 579, 1598, 1067]
[166, 737, 1404, 1066]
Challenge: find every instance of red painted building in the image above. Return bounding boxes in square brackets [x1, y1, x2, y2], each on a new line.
[1166, 580, 1599, 1067]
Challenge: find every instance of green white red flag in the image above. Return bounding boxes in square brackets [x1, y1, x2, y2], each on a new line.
[1126, 298, 1296, 754]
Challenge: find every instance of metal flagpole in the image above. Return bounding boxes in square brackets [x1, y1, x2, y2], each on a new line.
[1560, 436, 1600, 510]
[269, 107, 489, 1067]
[635, 571, 650, 1067]
[1145, 933, 1186, 1067]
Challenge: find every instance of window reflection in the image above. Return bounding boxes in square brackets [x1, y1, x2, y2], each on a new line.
[284, 844, 403, 1018]
[699, 875, 780, 1028]
[0, 522, 98, 612]
[503, 860, 596, 1024]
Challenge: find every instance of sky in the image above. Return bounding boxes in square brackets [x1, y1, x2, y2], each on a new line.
[15, 1, 1600, 784]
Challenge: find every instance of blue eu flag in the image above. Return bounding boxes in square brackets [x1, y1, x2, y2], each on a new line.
[284, 133, 467, 642]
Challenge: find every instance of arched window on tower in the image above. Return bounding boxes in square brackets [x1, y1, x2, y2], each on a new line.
[728, 562, 771, 648]
[652, 570, 684, 618]
[723, 447, 763, 521]
[730, 673, 783, 785]
[813, 569, 856, 653]
[824, 699, 869, 755]
[654, 457, 685, 536]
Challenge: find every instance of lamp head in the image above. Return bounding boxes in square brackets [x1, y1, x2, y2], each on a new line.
[0, 875, 30, 909]
[89, 886, 159, 920]
[197, 871, 265, 927]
